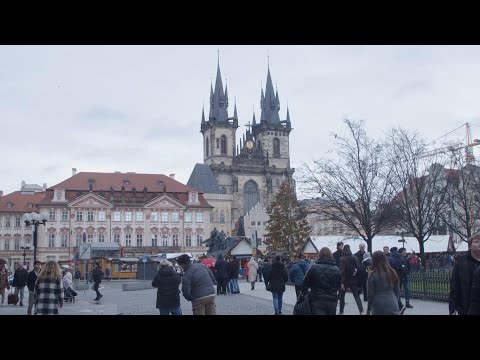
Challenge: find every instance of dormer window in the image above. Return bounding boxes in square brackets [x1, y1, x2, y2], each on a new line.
[27, 203, 33, 209]
[124, 180, 130, 186]
[188, 191, 198, 204]
[6, 202, 13, 208]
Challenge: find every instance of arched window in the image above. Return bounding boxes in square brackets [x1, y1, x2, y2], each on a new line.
[275, 178, 280, 186]
[220, 210, 225, 223]
[273, 138, 280, 158]
[221, 186, 226, 194]
[206, 137, 209, 157]
[214, 210, 219, 223]
[221, 135, 227, 155]
[243, 180, 259, 214]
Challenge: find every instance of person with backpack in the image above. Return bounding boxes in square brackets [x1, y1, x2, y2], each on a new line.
[339, 244, 364, 315]
[289, 253, 310, 298]
[91, 263, 104, 301]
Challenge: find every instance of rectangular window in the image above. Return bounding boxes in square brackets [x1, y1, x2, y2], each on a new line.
[171, 212, 179, 222]
[48, 234, 55, 247]
[162, 235, 168, 247]
[196, 212, 203, 223]
[196, 235, 203, 247]
[114, 234, 120, 243]
[136, 234, 143, 247]
[15, 217, 21, 228]
[114, 211, 121, 222]
[136, 212, 143, 222]
[5, 217, 11, 228]
[185, 212, 192, 222]
[151, 212, 158, 222]
[125, 212, 132, 222]
[251, 221, 256, 226]
[185, 234, 191, 247]
[257, 221, 261, 225]
[172, 234, 178, 247]
[151, 234, 158, 247]
[87, 234, 93, 242]
[62, 210, 68, 222]
[4, 239, 9, 250]
[61, 234, 68, 247]
[76, 234, 82, 246]
[125, 234, 132, 247]
[87, 211, 94, 222]
[76, 211, 83, 222]
[98, 211, 106, 222]
[14, 239, 20, 250]
[161, 212, 168, 222]
[98, 234, 105, 242]
[258, 237, 263, 247]
[49, 210, 56, 222]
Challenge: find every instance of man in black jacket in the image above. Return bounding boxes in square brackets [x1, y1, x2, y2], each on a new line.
[91, 263, 104, 301]
[13, 264, 28, 306]
[333, 242, 344, 267]
[450, 235, 480, 315]
[26, 261, 41, 315]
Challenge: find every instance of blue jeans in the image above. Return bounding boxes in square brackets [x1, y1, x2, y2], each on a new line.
[272, 292, 283, 314]
[159, 307, 182, 315]
[401, 277, 411, 301]
[229, 278, 240, 293]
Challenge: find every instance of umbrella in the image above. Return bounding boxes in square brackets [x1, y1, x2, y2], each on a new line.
[200, 257, 216, 271]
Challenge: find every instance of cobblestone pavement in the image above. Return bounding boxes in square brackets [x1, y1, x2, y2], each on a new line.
[0, 279, 449, 315]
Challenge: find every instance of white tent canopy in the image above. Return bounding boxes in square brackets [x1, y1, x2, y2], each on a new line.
[305, 235, 468, 254]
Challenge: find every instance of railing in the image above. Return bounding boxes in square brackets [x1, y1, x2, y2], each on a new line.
[404, 269, 451, 302]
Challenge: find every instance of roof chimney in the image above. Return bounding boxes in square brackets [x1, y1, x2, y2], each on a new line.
[169, 174, 175, 179]
[72, 168, 77, 176]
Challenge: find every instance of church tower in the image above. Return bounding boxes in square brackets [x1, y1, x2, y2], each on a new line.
[200, 59, 238, 167]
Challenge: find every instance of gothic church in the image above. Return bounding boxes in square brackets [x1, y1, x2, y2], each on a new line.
[188, 60, 295, 239]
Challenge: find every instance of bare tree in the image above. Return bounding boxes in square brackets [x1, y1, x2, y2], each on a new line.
[386, 128, 453, 266]
[299, 119, 397, 253]
[441, 150, 480, 249]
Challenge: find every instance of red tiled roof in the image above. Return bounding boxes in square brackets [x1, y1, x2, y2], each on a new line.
[0, 191, 45, 214]
[49, 172, 199, 193]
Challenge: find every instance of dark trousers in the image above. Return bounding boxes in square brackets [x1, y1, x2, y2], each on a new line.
[93, 282, 102, 299]
[295, 285, 302, 299]
[216, 279, 227, 294]
[362, 279, 368, 301]
[339, 284, 363, 313]
[310, 299, 337, 315]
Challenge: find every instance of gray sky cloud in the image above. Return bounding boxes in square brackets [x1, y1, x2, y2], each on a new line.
[2, 45, 480, 195]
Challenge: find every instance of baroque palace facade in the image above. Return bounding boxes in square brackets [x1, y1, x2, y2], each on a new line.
[0, 171, 211, 268]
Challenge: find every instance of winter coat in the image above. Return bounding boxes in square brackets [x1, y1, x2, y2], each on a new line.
[288, 260, 310, 285]
[266, 262, 288, 293]
[0, 267, 9, 290]
[228, 260, 240, 279]
[34, 278, 64, 315]
[333, 249, 343, 267]
[62, 271, 74, 290]
[354, 250, 365, 265]
[449, 252, 480, 315]
[467, 266, 480, 315]
[13, 268, 28, 287]
[388, 251, 408, 279]
[339, 254, 362, 288]
[262, 262, 272, 281]
[152, 266, 181, 308]
[214, 258, 229, 281]
[248, 259, 259, 282]
[27, 270, 39, 292]
[91, 268, 103, 284]
[301, 258, 341, 302]
[367, 272, 400, 315]
[181, 263, 216, 302]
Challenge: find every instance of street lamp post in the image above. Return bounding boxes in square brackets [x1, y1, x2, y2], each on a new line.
[22, 212, 48, 264]
[20, 246, 30, 266]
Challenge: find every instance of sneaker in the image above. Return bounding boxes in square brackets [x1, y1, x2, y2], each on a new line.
[19, 302, 23, 307]
[400, 306, 406, 315]
[98, 294, 103, 300]
[338, 312, 344, 315]
[406, 302, 413, 308]
[278, 311, 282, 315]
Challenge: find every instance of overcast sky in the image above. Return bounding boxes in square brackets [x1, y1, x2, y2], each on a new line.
[2, 45, 480, 195]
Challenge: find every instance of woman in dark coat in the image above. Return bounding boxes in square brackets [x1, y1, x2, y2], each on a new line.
[265, 256, 288, 315]
[152, 259, 182, 315]
[468, 266, 480, 315]
[367, 251, 400, 315]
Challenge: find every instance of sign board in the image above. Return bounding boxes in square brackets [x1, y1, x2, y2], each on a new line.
[79, 244, 91, 260]
[142, 254, 148, 263]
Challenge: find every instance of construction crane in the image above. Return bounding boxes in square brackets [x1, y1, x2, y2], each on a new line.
[420, 122, 480, 163]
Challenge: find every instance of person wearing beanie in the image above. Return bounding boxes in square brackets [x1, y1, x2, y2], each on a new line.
[152, 259, 182, 315]
[177, 254, 216, 315]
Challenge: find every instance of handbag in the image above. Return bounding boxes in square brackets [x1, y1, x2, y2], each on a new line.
[293, 292, 311, 315]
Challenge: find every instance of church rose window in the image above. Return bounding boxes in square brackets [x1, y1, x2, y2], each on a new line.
[243, 180, 259, 214]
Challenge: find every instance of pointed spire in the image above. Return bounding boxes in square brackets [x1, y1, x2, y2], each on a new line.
[202, 103, 205, 123]
[286, 106, 291, 123]
[252, 109, 257, 125]
[209, 56, 228, 122]
[225, 79, 229, 107]
[233, 98, 238, 119]
[275, 84, 280, 111]
[260, 65, 280, 124]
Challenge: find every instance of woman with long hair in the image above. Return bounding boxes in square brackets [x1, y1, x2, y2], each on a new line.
[0, 260, 10, 306]
[367, 251, 400, 315]
[34, 261, 64, 315]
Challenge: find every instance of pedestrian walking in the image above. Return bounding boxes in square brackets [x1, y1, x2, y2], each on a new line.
[265, 255, 288, 315]
[12, 264, 28, 306]
[26, 261, 42, 315]
[152, 259, 182, 315]
[34, 261, 64, 315]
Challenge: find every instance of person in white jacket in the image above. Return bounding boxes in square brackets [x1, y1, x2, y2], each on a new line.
[247, 257, 259, 290]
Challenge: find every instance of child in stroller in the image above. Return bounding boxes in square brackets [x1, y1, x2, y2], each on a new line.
[64, 286, 77, 303]
[62, 265, 77, 303]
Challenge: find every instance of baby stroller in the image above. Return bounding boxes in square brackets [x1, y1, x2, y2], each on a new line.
[64, 287, 77, 303]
